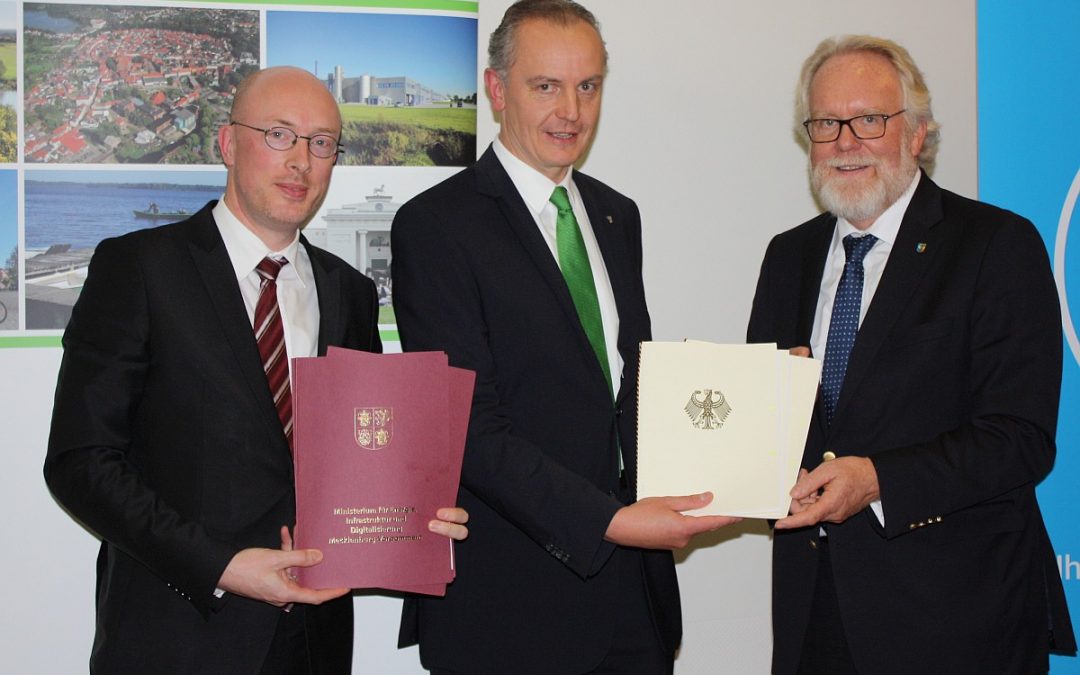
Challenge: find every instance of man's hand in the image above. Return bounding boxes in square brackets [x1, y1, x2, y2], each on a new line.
[216, 526, 349, 607]
[604, 492, 741, 549]
[429, 507, 469, 541]
[775, 457, 879, 530]
[785, 468, 819, 516]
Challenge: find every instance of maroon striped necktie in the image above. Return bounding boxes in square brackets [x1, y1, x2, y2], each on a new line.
[254, 256, 292, 447]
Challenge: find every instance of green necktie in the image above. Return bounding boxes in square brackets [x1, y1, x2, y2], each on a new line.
[550, 186, 613, 399]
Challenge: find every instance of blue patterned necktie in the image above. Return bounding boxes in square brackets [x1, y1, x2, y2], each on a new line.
[821, 233, 878, 425]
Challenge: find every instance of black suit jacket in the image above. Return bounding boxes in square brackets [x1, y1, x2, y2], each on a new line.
[748, 174, 1075, 674]
[44, 202, 381, 674]
[391, 147, 679, 674]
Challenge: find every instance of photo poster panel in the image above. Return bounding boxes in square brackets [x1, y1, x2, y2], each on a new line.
[0, 0, 479, 351]
[978, 2, 1080, 672]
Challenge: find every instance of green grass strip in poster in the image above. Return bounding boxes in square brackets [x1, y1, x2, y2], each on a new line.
[0, 336, 63, 349]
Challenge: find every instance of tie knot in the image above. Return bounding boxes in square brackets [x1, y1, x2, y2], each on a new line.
[550, 186, 573, 213]
[256, 256, 288, 282]
[842, 234, 878, 264]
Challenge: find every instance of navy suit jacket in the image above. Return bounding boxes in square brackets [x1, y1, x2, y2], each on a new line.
[748, 174, 1075, 674]
[45, 202, 381, 674]
[391, 147, 680, 674]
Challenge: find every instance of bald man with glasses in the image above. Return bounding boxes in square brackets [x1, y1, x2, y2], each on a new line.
[45, 66, 468, 675]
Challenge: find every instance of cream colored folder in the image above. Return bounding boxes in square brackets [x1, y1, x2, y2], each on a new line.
[636, 341, 821, 518]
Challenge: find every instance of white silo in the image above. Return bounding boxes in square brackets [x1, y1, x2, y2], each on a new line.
[361, 74, 372, 104]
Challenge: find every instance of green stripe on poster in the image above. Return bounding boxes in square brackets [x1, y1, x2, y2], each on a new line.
[176, 0, 478, 11]
[0, 336, 63, 349]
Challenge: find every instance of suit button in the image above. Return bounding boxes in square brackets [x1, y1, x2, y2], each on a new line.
[615, 408, 623, 417]
[822, 451, 836, 462]
[935, 516, 943, 523]
[809, 539, 818, 550]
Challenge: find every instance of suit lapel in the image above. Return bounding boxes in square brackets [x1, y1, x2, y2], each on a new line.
[186, 205, 289, 452]
[304, 237, 343, 356]
[576, 174, 637, 383]
[833, 174, 944, 422]
[799, 217, 835, 347]
[799, 217, 834, 438]
[475, 149, 610, 392]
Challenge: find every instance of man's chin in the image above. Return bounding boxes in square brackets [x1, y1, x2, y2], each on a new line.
[815, 183, 887, 224]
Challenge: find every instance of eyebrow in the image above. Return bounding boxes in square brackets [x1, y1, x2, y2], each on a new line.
[268, 118, 339, 135]
[525, 74, 604, 86]
[809, 107, 891, 118]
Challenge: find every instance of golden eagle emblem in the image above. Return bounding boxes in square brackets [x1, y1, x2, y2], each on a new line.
[684, 389, 732, 430]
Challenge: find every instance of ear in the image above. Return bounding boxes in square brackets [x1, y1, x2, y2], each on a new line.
[484, 68, 507, 113]
[908, 119, 927, 159]
[218, 124, 236, 168]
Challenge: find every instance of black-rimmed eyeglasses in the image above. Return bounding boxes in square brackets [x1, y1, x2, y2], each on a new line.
[802, 110, 906, 143]
[230, 121, 343, 160]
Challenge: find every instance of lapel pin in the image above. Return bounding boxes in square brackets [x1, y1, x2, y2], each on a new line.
[915, 242, 927, 253]
[606, 215, 613, 223]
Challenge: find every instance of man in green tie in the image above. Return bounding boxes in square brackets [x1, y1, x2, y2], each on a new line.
[391, 1, 737, 673]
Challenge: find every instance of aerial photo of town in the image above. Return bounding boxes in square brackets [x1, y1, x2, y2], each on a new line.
[0, 1, 16, 163]
[23, 3, 258, 164]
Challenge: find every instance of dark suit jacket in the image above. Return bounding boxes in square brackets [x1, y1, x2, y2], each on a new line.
[391, 146, 679, 674]
[44, 202, 381, 675]
[747, 174, 1076, 674]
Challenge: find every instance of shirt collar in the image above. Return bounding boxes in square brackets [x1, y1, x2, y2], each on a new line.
[213, 198, 304, 284]
[493, 138, 575, 218]
[835, 170, 921, 245]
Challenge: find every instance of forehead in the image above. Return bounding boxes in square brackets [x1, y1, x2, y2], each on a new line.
[809, 51, 902, 113]
[510, 18, 605, 76]
[239, 72, 340, 131]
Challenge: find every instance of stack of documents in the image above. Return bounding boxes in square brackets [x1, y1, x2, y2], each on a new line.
[636, 341, 820, 518]
[291, 346, 474, 595]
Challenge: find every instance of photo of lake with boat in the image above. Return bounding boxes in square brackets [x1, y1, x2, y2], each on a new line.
[23, 168, 224, 328]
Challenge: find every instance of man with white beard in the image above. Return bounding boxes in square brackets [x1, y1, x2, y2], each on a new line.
[747, 35, 1075, 674]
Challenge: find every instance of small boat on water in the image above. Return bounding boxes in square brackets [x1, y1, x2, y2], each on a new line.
[133, 204, 191, 219]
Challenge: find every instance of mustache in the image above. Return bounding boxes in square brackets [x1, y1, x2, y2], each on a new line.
[817, 154, 882, 170]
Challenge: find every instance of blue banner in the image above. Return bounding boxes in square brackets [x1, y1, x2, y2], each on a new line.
[979, 2, 1080, 671]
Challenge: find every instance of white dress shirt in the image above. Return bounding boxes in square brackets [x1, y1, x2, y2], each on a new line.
[493, 139, 623, 398]
[809, 170, 921, 526]
[213, 198, 320, 376]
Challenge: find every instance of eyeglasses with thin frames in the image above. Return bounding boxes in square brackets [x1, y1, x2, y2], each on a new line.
[230, 121, 343, 160]
[802, 110, 906, 143]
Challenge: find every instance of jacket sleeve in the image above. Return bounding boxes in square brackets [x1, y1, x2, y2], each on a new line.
[44, 236, 237, 616]
[871, 215, 1061, 538]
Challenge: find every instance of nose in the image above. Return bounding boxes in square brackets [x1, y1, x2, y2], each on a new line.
[284, 139, 311, 173]
[556, 88, 580, 122]
[834, 121, 861, 151]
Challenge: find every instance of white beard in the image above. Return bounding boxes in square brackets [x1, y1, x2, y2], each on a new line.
[811, 143, 918, 225]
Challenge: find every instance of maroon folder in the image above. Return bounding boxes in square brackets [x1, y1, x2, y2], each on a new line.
[291, 348, 473, 594]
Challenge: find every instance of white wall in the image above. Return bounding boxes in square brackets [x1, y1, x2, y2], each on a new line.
[7, 1, 976, 672]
